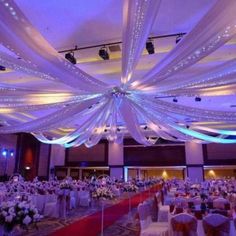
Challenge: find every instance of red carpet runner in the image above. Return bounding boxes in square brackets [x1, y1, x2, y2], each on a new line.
[51, 185, 161, 236]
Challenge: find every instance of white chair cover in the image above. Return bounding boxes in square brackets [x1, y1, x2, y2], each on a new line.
[78, 190, 91, 207]
[138, 203, 169, 236]
[213, 198, 229, 210]
[174, 197, 188, 208]
[203, 213, 230, 236]
[191, 196, 201, 205]
[171, 213, 197, 236]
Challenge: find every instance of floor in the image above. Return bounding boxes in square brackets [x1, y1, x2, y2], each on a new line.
[18, 196, 141, 236]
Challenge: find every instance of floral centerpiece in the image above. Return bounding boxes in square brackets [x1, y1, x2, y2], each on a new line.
[92, 186, 114, 200]
[59, 182, 73, 191]
[136, 180, 145, 188]
[0, 201, 42, 234]
[123, 183, 139, 192]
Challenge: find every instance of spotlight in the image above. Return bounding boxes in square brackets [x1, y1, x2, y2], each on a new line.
[99, 46, 109, 60]
[10, 150, 14, 157]
[195, 96, 201, 102]
[173, 98, 178, 103]
[176, 34, 183, 44]
[2, 149, 7, 157]
[65, 52, 76, 64]
[0, 65, 6, 71]
[146, 40, 155, 54]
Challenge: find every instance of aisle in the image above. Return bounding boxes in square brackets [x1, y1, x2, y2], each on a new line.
[51, 185, 160, 236]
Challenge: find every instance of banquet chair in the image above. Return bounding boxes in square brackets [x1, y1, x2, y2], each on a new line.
[174, 207, 183, 215]
[78, 190, 91, 207]
[43, 197, 59, 218]
[70, 191, 76, 209]
[211, 209, 228, 217]
[138, 203, 169, 236]
[191, 196, 202, 205]
[188, 201, 194, 209]
[213, 198, 229, 210]
[207, 201, 214, 209]
[174, 197, 188, 208]
[171, 213, 197, 236]
[31, 194, 46, 214]
[224, 202, 230, 210]
[203, 213, 230, 236]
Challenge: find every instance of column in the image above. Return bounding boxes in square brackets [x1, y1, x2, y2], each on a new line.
[49, 144, 65, 177]
[108, 142, 124, 180]
[185, 142, 204, 182]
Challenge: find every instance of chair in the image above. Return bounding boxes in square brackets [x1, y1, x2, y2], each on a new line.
[171, 213, 197, 236]
[175, 207, 183, 215]
[78, 190, 91, 207]
[207, 201, 214, 209]
[213, 198, 229, 210]
[191, 196, 201, 205]
[224, 202, 230, 210]
[44, 198, 59, 218]
[138, 203, 168, 236]
[44, 193, 61, 218]
[203, 213, 230, 236]
[158, 205, 169, 222]
[175, 197, 188, 208]
[211, 209, 228, 217]
[188, 201, 194, 209]
[70, 191, 76, 209]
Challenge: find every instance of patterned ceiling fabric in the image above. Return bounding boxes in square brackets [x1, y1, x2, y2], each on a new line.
[0, 0, 236, 146]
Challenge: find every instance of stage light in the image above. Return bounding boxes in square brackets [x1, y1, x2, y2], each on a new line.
[0, 65, 6, 71]
[176, 34, 183, 44]
[10, 150, 14, 157]
[25, 166, 31, 170]
[195, 96, 201, 102]
[146, 40, 155, 54]
[173, 98, 178, 103]
[99, 47, 109, 60]
[2, 149, 7, 157]
[65, 52, 76, 64]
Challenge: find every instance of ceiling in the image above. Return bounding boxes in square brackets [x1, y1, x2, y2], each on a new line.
[0, 0, 236, 140]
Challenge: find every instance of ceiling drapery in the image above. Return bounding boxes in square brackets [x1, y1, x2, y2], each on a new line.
[0, 0, 236, 146]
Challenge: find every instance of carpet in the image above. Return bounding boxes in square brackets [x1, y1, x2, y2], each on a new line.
[51, 185, 160, 236]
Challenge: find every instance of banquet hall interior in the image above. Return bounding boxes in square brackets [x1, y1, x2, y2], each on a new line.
[1, 0, 236, 235]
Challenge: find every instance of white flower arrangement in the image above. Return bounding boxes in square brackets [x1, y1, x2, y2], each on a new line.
[59, 182, 73, 190]
[0, 201, 43, 233]
[92, 186, 114, 200]
[123, 183, 139, 192]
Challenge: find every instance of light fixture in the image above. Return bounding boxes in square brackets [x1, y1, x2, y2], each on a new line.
[25, 166, 31, 170]
[146, 40, 155, 54]
[65, 52, 76, 64]
[10, 150, 14, 157]
[2, 149, 7, 157]
[176, 34, 183, 44]
[99, 46, 109, 60]
[173, 98, 178, 103]
[195, 96, 201, 102]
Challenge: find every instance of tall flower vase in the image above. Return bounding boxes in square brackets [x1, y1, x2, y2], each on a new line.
[100, 200, 105, 236]
[128, 191, 132, 219]
[139, 189, 142, 203]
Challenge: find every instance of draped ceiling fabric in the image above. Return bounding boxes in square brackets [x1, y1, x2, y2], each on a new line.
[0, 0, 236, 147]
